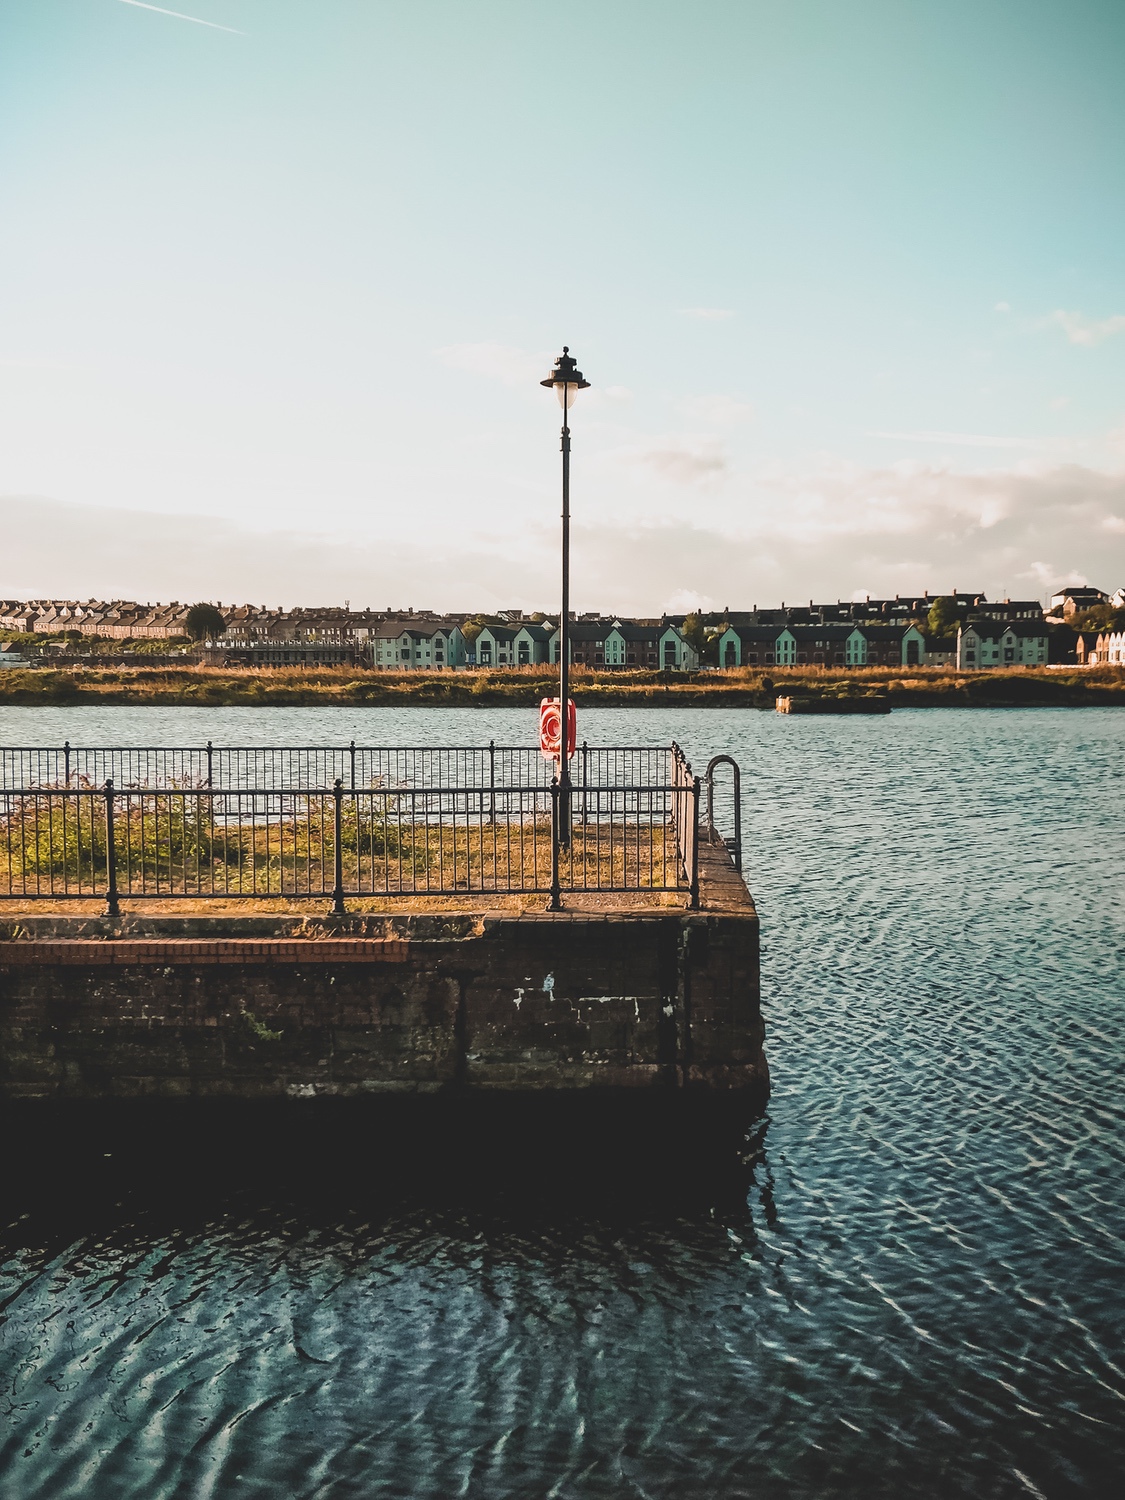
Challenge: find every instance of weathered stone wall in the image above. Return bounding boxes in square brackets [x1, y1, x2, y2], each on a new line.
[0, 848, 766, 1109]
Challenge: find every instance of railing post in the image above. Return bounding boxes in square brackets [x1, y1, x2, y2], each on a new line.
[349, 739, 357, 791]
[580, 739, 588, 824]
[104, 779, 120, 919]
[488, 739, 496, 825]
[205, 740, 214, 788]
[330, 777, 346, 916]
[731, 763, 742, 873]
[548, 778, 562, 911]
[64, 740, 72, 787]
[690, 774, 701, 909]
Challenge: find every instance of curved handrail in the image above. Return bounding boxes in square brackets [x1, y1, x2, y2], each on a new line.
[704, 753, 742, 872]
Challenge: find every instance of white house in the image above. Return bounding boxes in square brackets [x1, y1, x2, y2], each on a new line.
[371, 621, 466, 669]
[1091, 629, 1125, 664]
[956, 621, 1048, 669]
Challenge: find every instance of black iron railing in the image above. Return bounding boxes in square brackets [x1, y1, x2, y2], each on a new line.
[0, 742, 674, 794]
[0, 744, 705, 911]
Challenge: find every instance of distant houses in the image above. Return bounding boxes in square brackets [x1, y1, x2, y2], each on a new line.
[1, 588, 1121, 671]
[545, 621, 698, 671]
[715, 622, 926, 668]
[1083, 629, 1125, 665]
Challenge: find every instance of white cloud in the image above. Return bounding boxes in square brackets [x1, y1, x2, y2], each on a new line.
[680, 394, 755, 428]
[663, 589, 714, 614]
[434, 342, 549, 387]
[871, 430, 1061, 451]
[623, 439, 728, 486]
[4, 461, 1122, 614]
[994, 301, 1011, 313]
[1050, 310, 1125, 347]
[678, 308, 736, 321]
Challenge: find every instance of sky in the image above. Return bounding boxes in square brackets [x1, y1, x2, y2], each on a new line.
[1, 0, 1124, 612]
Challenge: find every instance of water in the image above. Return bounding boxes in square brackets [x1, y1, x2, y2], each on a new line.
[1, 705, 1123, 1498]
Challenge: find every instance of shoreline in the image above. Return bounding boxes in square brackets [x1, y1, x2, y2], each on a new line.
[0, 664, 1123, 709]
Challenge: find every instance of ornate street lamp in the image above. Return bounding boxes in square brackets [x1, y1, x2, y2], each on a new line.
[541, 347, 589, 863]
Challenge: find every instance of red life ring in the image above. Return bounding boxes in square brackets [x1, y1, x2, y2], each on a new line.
[539, 697, 577, 760]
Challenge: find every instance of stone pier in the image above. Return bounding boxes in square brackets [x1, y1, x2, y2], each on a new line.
[0, 842, 766, 1170]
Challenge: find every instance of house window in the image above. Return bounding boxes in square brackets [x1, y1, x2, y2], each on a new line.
[627, 652, 636, 664]
[724, 643, 737, 667]
[1004, 648, 1014, 661]
[765, 653, 774, 664]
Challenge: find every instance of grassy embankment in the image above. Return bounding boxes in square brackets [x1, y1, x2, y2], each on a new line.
[0, 663, 1123, 708]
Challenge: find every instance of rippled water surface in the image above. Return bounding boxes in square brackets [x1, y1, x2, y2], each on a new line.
[2, 705, 1123, 1498]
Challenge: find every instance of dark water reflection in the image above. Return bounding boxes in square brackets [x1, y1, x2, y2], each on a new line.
[1, 706, 1123, 1497]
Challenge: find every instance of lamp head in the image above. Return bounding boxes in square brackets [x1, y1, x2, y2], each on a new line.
[540, 346, 591, 410]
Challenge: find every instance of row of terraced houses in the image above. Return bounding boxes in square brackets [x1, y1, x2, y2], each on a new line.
[1, 587, 1122, 670]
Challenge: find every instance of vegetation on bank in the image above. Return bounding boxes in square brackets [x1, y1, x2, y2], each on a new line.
[0, 663, 1123, 707]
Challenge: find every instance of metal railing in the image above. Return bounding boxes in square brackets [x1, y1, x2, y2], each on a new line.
[0, 741, 675, 794]
[0, 744, 704, 911]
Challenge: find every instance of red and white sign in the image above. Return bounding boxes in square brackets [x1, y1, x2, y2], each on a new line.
[539, 697, 577, 760]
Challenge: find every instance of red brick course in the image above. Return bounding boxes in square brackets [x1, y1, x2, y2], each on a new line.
[0, 939, 410, 967]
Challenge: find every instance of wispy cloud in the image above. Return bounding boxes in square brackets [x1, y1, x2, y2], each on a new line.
[434, 342, 548, 387]
[4, 461, 1123, 612]
[1050, 309, 1125, 347]
[680, 394, 755, 427]
[679, 308, 736, 322]
[871, 429, 1059, 451]
[115, 1, 244, 35]
[625, 439, 728, 486]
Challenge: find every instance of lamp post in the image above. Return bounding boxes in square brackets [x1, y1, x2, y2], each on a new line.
[541, 347, 590, 852]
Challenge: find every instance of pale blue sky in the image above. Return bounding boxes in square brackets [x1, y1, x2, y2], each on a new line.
[2, 0, 1123, 609]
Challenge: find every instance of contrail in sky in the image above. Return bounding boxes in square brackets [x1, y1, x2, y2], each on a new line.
[114, 0, 244, 34]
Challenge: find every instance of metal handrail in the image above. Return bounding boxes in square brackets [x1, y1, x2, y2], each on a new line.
[704, 754, 742, 873]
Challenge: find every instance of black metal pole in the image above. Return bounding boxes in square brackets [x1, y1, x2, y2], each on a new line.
[558, 385, 571, 849]
[549, 778, 562, 910]
[104, 779, 120, 920]
[331, 777, 346, 916]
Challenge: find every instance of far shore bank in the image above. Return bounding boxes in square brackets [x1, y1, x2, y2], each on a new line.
[1, 664, 1123, 709]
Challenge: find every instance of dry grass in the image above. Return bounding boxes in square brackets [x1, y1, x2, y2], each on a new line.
[0, 792, 682, 901]
[1, 661, 1122, 707]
